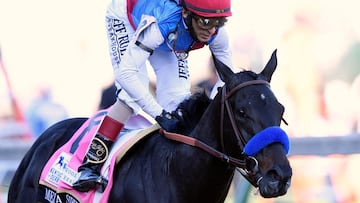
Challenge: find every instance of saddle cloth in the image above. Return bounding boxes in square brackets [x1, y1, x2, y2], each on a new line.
[37, 109, 159, 203]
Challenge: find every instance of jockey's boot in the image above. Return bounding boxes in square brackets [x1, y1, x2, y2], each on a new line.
[72, 116, 124, 192]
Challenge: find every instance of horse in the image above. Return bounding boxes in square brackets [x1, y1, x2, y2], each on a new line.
[8, 50, 292, 202]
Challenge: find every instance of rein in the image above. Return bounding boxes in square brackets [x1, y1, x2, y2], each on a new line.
[160, 129, 248, 168]
[160, 80, 270, 171]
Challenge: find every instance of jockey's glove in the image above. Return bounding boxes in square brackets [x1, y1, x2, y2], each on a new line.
[155, 109, 180, 132]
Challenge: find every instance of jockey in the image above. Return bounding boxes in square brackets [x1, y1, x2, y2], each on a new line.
[73, 0, 233, 192]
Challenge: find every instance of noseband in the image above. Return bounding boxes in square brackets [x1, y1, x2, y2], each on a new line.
[161, 79, 270, 187]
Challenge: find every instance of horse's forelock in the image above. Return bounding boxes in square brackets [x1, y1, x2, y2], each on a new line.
[229, 71, 258, 88]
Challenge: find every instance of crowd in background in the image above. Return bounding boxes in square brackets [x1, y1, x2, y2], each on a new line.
[1, 0, 359, 137]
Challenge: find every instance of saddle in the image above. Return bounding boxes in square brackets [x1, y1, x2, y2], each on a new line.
[37, 109, 159, 203]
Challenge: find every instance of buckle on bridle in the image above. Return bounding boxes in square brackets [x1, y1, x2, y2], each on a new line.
[245, 156, 259, 174]
[222, 154, 230, 163]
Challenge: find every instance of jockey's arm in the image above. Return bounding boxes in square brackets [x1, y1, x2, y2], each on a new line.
[115, 19, 164, 118]
[208, 27, 233, 98]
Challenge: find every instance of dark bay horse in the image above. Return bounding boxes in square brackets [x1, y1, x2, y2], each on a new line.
[8, 50, 292, 202]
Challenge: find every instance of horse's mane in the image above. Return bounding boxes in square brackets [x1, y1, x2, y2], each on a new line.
[174, 91, 211, 135]
[172, 70, 257, 135]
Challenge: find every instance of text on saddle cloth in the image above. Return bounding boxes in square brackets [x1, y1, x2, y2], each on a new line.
[38, 110, 160, 202]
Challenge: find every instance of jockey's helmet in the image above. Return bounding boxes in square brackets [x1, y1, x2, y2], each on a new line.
[181, 0, 232, 17]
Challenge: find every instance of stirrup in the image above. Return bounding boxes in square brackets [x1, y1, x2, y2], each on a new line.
[96, 176, 109, 193]
[72, 169, 101, 192]
[72, 179, 98, 192]
[72, 175, 108, 193]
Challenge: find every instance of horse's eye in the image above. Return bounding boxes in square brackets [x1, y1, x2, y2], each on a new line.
[238, 109, 247, 118]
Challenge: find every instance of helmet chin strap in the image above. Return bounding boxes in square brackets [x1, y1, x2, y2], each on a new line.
[183, 12, 198, 41]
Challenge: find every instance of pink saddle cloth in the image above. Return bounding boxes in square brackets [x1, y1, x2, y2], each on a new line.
[37, 109, 159, 203]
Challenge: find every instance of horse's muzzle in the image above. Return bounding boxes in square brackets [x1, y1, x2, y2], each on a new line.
[258, 165, 292, 198]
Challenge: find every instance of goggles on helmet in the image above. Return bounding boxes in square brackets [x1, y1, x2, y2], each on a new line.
[192, 14, 227, 30]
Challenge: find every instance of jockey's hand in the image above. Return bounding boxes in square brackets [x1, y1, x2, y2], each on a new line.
[155, 110, 180, 132]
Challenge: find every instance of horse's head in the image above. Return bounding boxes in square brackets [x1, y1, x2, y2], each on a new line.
[213, 50, 292, 198]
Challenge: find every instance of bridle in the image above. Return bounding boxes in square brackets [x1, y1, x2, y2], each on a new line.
[160, 79, 270, 187]
[220, 80, 270, 151]
[220, 80, 270, 187]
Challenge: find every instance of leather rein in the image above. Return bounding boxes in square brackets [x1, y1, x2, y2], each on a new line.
[160, 80, 270, 170]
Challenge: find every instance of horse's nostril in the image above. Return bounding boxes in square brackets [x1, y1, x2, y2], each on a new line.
[260, 167, 292, 197]
[268, 169, 281, 181]
[268, 180, 279, 190]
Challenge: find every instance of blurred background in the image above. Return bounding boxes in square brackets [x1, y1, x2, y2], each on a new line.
[1, 0, 360, 202]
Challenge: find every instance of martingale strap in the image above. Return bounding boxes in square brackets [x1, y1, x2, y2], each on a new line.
[243, 126, 290, 156]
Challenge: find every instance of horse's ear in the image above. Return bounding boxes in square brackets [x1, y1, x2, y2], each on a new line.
[212, 54, 233, 83]
[259, 49, 277, 82]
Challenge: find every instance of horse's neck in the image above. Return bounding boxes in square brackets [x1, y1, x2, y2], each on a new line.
[173, 126, 234, 202]
[176, 99, 236, 200]
[190, 100, 221, 148]
[177, 99, 234, 179]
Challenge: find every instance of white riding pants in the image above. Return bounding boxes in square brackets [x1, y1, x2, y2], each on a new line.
[105, 1, 191, 117]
